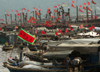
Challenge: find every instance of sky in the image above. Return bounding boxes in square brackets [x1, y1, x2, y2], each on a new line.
[0, 0, 100, 21]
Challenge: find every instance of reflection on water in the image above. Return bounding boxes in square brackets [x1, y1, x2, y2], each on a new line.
[0, 45, 18, 72]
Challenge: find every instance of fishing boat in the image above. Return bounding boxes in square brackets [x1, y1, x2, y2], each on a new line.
[3, 50, 84, 72]
[3, 62, 72, 72]
[2, 44, 14, 51]
[47, 42, 100, 71]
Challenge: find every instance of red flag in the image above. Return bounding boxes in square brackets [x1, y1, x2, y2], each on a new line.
[68, 25, 72, 27]
[15, 26, 18, 29]
[65, 29, 69, 33]
[92, 0, 96, 4]
[54, 6, 57, 8]
[33, 7, 36, 9]
[0, 19, 4, 21]
[31, 16, 37, 21]
[91, 25, 95, 29]
[18, 28, 36, 44]
[7, 14, 10, 16]
[63, 2, 65, 4]
[36, 9, 38, 11]
[72, 1, 75, 3]
[71, 4, 76, 8]
[39, 9, 41, 11]
[88, 2, 90, 5]
[85, 19, 87, 23]
[79, 5, 82, 8]
[83, 3, 86, 5]
[96, 32, 99, 35]
[70, 27, 73, 31]
[58, 17, 61, 20]
[79, 8, 83, 12]
[27, 9, 29, 12]
[83, 6, 86, 10]
[0, 28, 2, 30]
[80, 25, 83, 29]
[41, 30, 46, 35]
[27, 20, 30, 23]
[46, 23, 51, 27]
[58, 29, 63, 33]
[89, 27, 92, 30]
[32, 21, 35, 24]
[5, 10, 9, 13]
[54, 9, 57, 12]
[95, 15, 98, 19]
[88, 7, 91, 11]
[58, 4, 60, 6]
[47, 8, 50, 14]
[36, 11, 39, 15]
[35, 30, 37, 34]
[55, 31, 58, 36]
[17, 13, 20, 16]
[51, 15, 54, 18]
[16, 10, 19, 13]
[23, 8, 26, 10]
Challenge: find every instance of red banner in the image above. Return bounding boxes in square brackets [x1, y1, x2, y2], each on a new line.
[18, 28, 36, 44]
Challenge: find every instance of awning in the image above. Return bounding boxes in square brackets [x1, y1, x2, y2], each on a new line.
[43, 50, 73, 60]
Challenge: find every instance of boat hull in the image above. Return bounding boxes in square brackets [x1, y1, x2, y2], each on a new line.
[4, 63, 82, 72]
[2, 45, 13, 51]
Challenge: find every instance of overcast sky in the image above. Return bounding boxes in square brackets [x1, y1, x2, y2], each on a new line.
[0, 0, 99, 20]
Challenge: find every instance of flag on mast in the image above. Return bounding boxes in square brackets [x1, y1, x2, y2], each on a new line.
[79, 8, 83, 12]
[83, 6, 86, 10]
[87, 2, 90, 5]
[92, 0, 96, 4]
[71, 4, 76, 8]
[18, 28, 36, 44]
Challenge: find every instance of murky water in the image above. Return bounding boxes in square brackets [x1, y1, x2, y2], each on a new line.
[0, 45, 18, 72]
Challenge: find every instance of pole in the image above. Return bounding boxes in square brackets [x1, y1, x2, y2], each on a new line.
[90, 0, 93, 20]
[76, 5, 78, 22]
[23, 12, 24, 24]
[20, 13, 22, 25]
[5, 13, 7, 24]
[35, 11, 37, 20]
[10, 13, 12, 25]
[33, 11, 34, 18]
[86, 6, 88, 22]
[26, 13, 27, 22]
[39, 10, 41, 22]
[61, 6, 64, 23]
[15, 14, 16, 25]
[76, 0, 78, 22]
[94, 4, 96, 19]
[91, 10, 93, 20]
[57, 8, 59, 19]
[68, 8, 70, 22]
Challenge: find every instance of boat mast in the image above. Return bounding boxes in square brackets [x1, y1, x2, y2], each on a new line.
[86, 0, 89, 23]
[76, 0, 78, 22]
[94, 4, 96, 19]
[5, 12, 7, 24]
[10, 12, 12, 25]
[15, 13, 17, 25]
